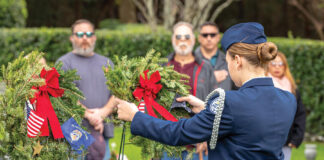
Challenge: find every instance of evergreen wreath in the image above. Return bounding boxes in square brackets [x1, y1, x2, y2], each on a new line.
[0, 51, 85, 159]
[104, 49, 194, 159]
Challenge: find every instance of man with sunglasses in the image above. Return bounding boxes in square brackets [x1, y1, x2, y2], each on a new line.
[163, 21, 217, 160]
[57, 19, 115, 160]
[195, 22, 233, 91]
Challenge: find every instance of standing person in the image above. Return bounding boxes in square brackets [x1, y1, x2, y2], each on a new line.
[267, 52, 306, 160]
[164, 21, 217, 160]
[167, 21, 217, 101]
[195, 22, 232, 91]
[57, 19, 115, 160]
[116, 22, 297, 160]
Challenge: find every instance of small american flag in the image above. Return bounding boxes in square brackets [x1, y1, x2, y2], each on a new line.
[138, 100, 146, 113]
[26, 100, 45, 138]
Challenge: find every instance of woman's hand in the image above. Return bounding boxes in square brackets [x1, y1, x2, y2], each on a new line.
[177, 95, 205, 113]
[288, 143, 296, 148]
[196, 141, 208, 155]
[116, 99, 139, 122]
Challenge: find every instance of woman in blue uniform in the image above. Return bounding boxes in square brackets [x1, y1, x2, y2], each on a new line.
[116, 22, 297, 160]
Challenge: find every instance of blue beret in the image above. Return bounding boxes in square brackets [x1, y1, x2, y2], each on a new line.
[221, 22, 267, 53]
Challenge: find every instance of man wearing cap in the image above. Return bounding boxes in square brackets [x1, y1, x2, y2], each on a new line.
[195, 22, 233, 91]
[116, 22, 296, 160]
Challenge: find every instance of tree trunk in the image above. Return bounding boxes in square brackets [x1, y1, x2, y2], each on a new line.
[163, 0, 178, 30]
[119, 0, 137, 23]
[146, 0, 157, 32]
[288, 0, 324, 40]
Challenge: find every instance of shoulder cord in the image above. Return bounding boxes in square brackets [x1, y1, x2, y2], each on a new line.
[204, 88, 225, 150]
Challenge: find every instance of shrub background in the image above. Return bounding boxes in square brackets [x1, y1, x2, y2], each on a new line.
[0, 0, 27, 27]
[0, 28, 323, 137]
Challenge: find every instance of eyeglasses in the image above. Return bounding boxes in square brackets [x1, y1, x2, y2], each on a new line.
[74, 32, 94, 38]
[270, 61, 284, 67]
[175, 34, 191, 40]
[201, 33, 218, 38]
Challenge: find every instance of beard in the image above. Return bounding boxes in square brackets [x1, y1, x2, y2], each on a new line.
[172, 41, 194, 56]
[72, 41, 96, 57]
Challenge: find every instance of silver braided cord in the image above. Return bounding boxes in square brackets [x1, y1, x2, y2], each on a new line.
[204, 88, 226, 150]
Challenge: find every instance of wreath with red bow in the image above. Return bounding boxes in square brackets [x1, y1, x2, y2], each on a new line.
[0, 51, 85, 159]
[104, 49, 192, 159]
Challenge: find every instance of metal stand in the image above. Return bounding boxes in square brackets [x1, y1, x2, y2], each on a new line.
[118, 123, 126, 160]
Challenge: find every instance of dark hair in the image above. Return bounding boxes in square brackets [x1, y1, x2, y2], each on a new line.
[71, 19, 95, 33]
[199, 22, 219, 31]
[228, 42, 278, 68]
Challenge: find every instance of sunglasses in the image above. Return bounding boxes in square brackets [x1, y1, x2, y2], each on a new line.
[270, 61, 284, 67]
[201, 33, 218, 38]
[74, 31, 94, 38]
[175, 34, 191, 40]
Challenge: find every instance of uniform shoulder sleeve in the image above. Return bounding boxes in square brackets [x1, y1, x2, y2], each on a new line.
[130, 88, 232, 147]
[204, 88, 228, 149]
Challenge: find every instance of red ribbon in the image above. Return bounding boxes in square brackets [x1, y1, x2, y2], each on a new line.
[133, 70, 178, 122]
[30, 67, 65, 139]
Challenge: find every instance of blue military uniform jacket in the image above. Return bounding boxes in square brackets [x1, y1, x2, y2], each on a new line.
[131, 78, 297, 160]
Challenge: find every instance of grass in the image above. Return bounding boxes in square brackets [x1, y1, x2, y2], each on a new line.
[110, 127, 324, 160]
[291, 142, 324, 160]
[109, 126, 142, 160]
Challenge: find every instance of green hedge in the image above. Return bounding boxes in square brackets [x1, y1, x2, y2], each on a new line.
[0, 27, 171, 66]
[0, 0, 28, 27]
[0, 28, 323, 137]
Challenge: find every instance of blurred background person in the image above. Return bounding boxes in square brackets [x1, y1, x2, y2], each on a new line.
[164, 21, 218, 160]
[267, 51, 306, 160]
[195, 22, 233, 91]
[57, 19, 115, 160]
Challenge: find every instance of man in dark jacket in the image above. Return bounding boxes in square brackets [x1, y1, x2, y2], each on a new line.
[195, 22, 233, 91]
[163, 21, 217, 160]
[166, 21, 217, 101]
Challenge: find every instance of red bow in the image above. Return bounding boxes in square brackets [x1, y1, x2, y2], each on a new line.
[133, 70, 178, 122]
[30, 68, 65, 139]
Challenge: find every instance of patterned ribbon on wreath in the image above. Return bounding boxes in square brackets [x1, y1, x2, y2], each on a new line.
[30, 67, 65, 139]
[133, 70, 178, 122]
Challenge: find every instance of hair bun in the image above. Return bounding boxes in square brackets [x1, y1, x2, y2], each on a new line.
[257, 42, 278, 63]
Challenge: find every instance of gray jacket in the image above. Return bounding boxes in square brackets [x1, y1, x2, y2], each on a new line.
[195, 46, 233, 91]
[166, 52, 218, 100]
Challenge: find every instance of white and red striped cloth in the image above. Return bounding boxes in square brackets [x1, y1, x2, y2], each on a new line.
[138, 100, 146, 113]
[26, 101, 45, 138]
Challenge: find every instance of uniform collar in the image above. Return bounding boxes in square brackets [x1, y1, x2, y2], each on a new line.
[239, 77, 273, 90]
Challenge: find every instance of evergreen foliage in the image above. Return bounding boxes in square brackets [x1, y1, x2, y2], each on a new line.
[0, 28, 323, 137]
[104, 49, 191, 158]
[0, 51, 85, 159]
[0, 0, 28, 27]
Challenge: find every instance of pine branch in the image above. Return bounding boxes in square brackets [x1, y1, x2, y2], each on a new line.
[104, 49, 190, 158]
[0, 51, 86, 159]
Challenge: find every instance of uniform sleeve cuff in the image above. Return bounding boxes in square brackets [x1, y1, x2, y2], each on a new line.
[130, 111, 144, 135]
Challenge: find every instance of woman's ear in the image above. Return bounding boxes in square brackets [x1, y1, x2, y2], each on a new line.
[234, 55, 242, 70]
